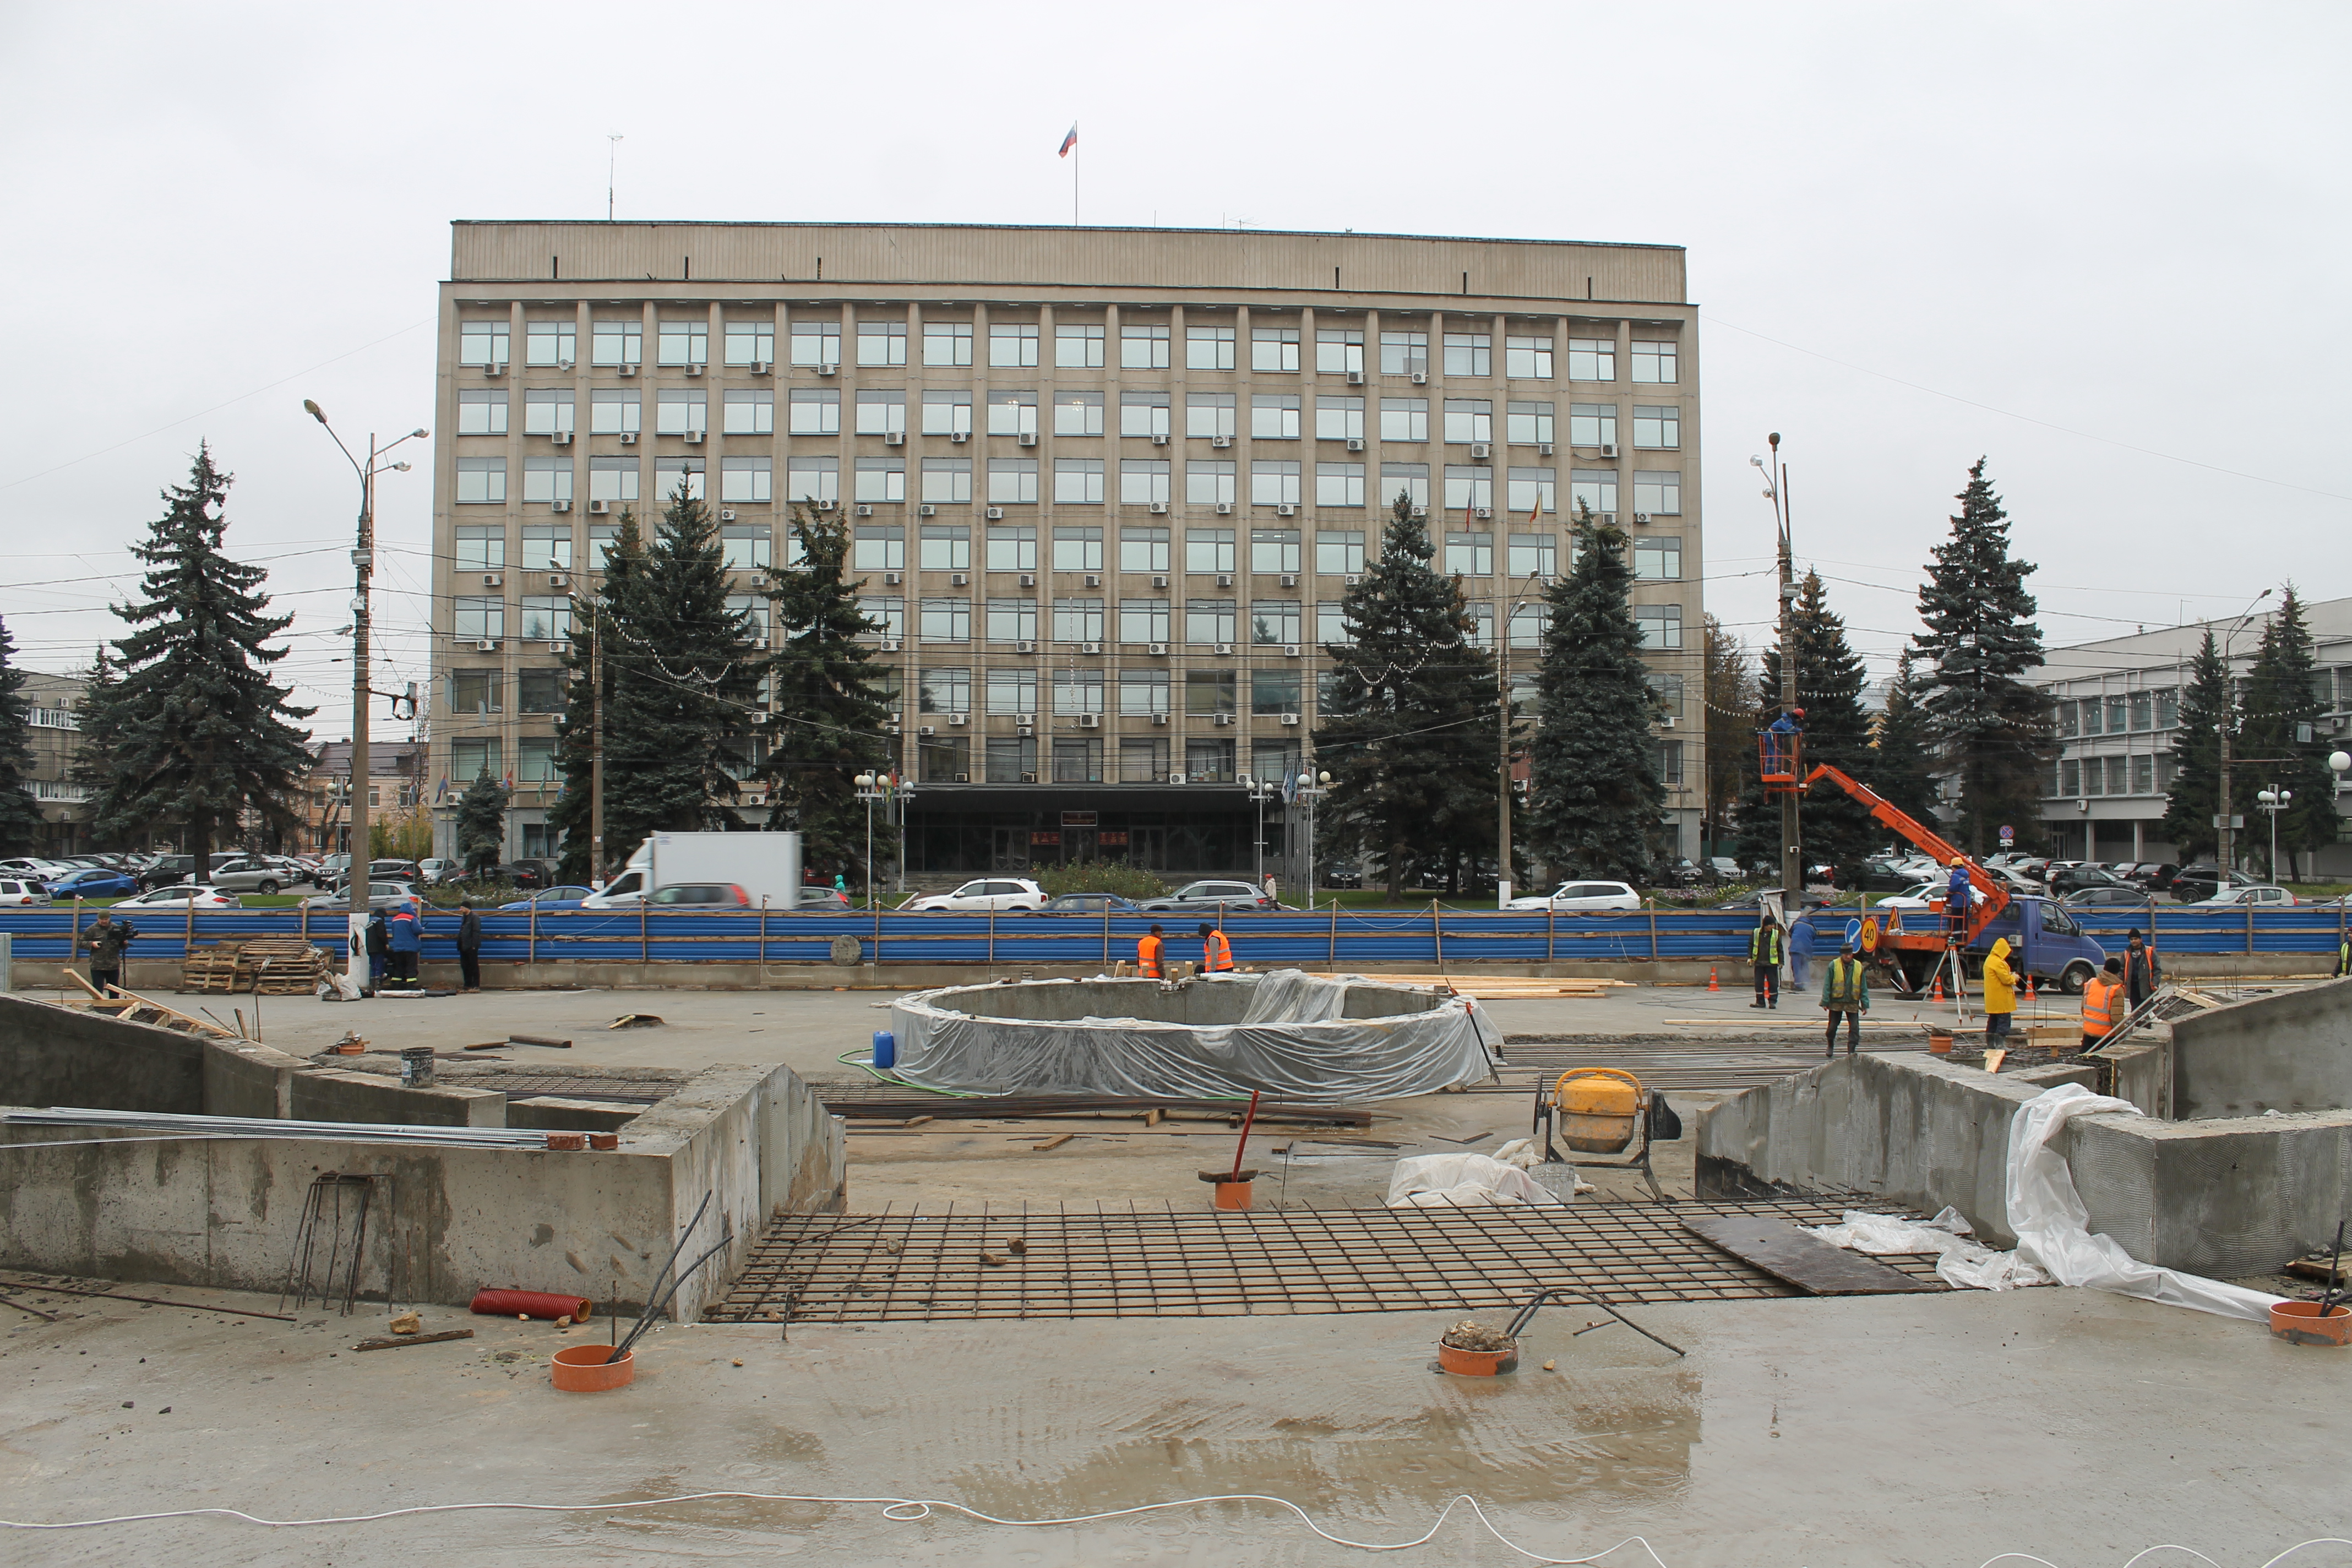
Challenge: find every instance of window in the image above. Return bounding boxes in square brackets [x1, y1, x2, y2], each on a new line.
[723, 456, 774, 503]
[1443, 399, 1493, 444]
[1186, 324, 1236, 370]
[722, 523, 771, 571]
[2155, 688, 2180, 727]
[449, 670, 500, 715]
[2079, 698, 2103, 736]
[1642, 672, 1685, 719]
[988, 458, 1038, 504]
[1186, 599, 1238, 644]
[1120, 527, 1169, 573]
[1632, 536, 1682, 580]
[1251, 600, 1302, 645]
[1119, 598, 1172, 643]
[454, 525, 505, 572]
[1120, 390, 1170, 439]
[725, 319, 774, 367]
[786, 456, 837, 504]
[1634, 603, 1683, 649]
[728, 593, 768, 644]
[1632, 471, 1681, 515]
[1052, 597, 1104, 643]
[1186, 528, 1236, 574]
[2129, 691, 2153, 731]
[452, 596, 504, 640]
[1316, 462, 1365, 508]
[1251, 325, 1300, 373]
[1569, 403, 1616, 449]
[2157, 754, 2177, 792]
[788, 388, 840, 435]
[450, 738, 500, 783]
[1568, 338, 1616, 381]
[916, 389, 972, 438]
[1119, 459, 1171, 507]
[986, 598, 1038, 643]
[589, 458, 638, 503]
[920, 524, 971, 571]
[843, 389, 903, 438]
[723, 389, 774, 435]
[1632, 405, 1680, 449]
[456, 457, 507, 504]
[1507, 602, 1551, 649]
[1505, 334, 1553, 379]
[1380, 398, 1429, 442]
[1052, 525, 1103, 572]
[1121, 323, 1170, 369]
[1318, 602, 1351, 647]
[655, 389, 707, 435]
[788, 319, 841, 368]
[922, 320, 972, 367]
[1443, 333, 1491, 377]
[1185, 669, 1237, 715]
[1054, 322, 1106, 368]
[1506, 401, 1554, 447]
[1444, 531, 1494, 576]
[1250, 668, 1303, 716]
[1120, 667, 1170, 714]
[1466, 602, 1494, 647]
[2132, 754, 2155, 794]
[1186, 393, 1237, 440]
[656, 458, 706, 503]
[1250, 528, 1302, 574]
[1316, 329, 1364, 375]
[458, 389, 508, 435]
[856, 320, 906, 367]
[460, 319, 509, 367]
[1506, 467, 1554, 516]
[987, 390, 1038, 437]
[1380, 330, 1427, 376]
[1631, 339, 1678, 384]
[1053, 666, 1105, 714]
[988, 323, 1039, 367]
[520, 524, 572, 570]
[1443, 467, 1492, 514]
[1187, 461, 1237, 507]
[1315, 530, 1364, 575]
[2060, 700, 2081, 738]
[853, 525, 906, 571]
[2060, 759, 2082, 797]
[918, 667, 971, 714]
[518, 668, 565, 714]
[516, 736, 558, 786]
[1251, 461, 1302, 507]
[1381, 463, 1429, 511]
[1251, 395, 1301, 440]
[591, 318, 641, 367]
[918, 597, 970, 642]
[1571, 469, 1619, 517]
[1053, 391, 1104, 437]
[581, 389, 635, 435]
[986, 525, 1036, 571]
[657, 319, 708, 367]
[1656, 741, 1684, 787]
[986, 736, 1038, 782]
[854, 457, 905, 504]
[2107, 694, 2129, 734]
[1508, 533, 1556, 578]
[918, 734, 970, 781]
[1314, 396, 1364, 442]
[857, 596, 903, 638]
[1185, 737, 1235, 782]
[921, 458, 972, 504]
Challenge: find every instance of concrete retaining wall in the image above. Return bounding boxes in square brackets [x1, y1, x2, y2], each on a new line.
[0, 993, 207, 1114]
[2170, 977, 2352, 1119]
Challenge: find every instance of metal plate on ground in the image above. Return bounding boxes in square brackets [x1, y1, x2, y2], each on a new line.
[1680, 1214, 1942, 1295]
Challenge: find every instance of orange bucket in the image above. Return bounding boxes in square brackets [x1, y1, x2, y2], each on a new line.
[1213, 1179, 1254, 1210]
[1437, 1340, 1518, 1376]
[551, 1343, 636, 1391]
[2269, 1300, 2351, 1347]
[1929, 1032, 1953, 1055]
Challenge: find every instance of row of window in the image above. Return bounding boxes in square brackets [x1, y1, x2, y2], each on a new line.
[2056, 690, 2181, 737]
[459, 318, 1680, 383]
[453, 455, 1684, 514]
[2051, 754, 2174, 798]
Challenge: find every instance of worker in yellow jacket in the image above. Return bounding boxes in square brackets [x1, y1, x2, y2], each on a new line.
[1980, 937, 2018, 1044]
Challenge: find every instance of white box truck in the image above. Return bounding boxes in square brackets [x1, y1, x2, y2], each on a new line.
[581, 831, 803, 910]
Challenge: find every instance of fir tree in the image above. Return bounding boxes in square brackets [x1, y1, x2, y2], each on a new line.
[547, 510, 647, 882]
[760, 503, 895, 881]
[1732, 571, 1879, 881]
[1314, 492, 1501, 898]
[1870, 647, 1945, 830]
[76, 448, 314, 875]
[1700, 615, 1752, 858]
[1526, 510, 1666, 881]
[454, 770, 509, 873]
[1913, 460, 2054, 854]
[2238, 586, 2339, 878]
[0, 618, 44, 857]
[2157, 630, 2226, 863]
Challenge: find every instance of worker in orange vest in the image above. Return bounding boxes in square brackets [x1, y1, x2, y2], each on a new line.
[2080, 956, 2126, 1049]
[1137, 923, 1166, 979]
[1199, 922, 1235, 973]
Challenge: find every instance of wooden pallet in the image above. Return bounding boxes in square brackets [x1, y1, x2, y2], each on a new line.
[243, 939, 330, 995]
[179, 943, 248, 993]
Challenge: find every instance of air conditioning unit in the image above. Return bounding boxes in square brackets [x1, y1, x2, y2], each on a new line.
[1599, 443, 1618, 458]
[1015, 642, 1038, 656]
[949, 711, 968, 726]
[1215, 501, 1234, 515]
[683, 430, 705, 445]
[1151, 433, 1170, 445]
[1153, 714, 1170, 726]
[1212, 713, 1233, 727]
[1019, 573, 1037, 588]
[1148, 501, 1169, 515]
[950, 572, 968, 587]
[1146, 643, 1169, 656]
[1078, 712, 1101, 728]
[816, 498, 838, 511]
[1344, 574, 1363, 587]
[474, 639, 498, 652]
[817, 363, 839, 377]
[483, 573, 503, 586]
[548, 573, 569, 588]
[557, 360, 574, 372]
[549, 640, 570, 654]
[1410, 505, 1429, 520]
[683, 363, 704, 377]
[1275, 504, 1296, 518]
[1169, 771, 1186, 784]
[949, 431, 969, 444]
[918, 725, 937, 736]
[1661, 716, 1678, 728]
[1213, 643, 1235, 656]
[1216, 573, 1234, 589]
[1018, 432, 1038, 447]
[1346, 369, 1366, 385]
[884, 571, 902, 586]
[1345, 437, 1364, 451]
[1212, 434, 1233, 448]
[952, 771, 970, 783]
[551, 430, 573, 446]
[1279, 573, 1298, 589]
[617, 363, 638, 377]
[588, 499, 609, 514]
[1079, 642, 1103, 655]
[1474, 507, 1493, 519]
[1598, 513, 1615, 525]
[884, 431, 905, 447]
[750, 361, 772, 376]
[918, 503, 938, 516]
[1470, 443, 1491, 460]
[986, 506, 1005, 520]
[718, 508, 738, 521]
[856, 504, 875, 518]
[551, 499, 572, 513]
[880, 639, 903, 652]
[1281, 712, 1301, 726]
[1633, 513, 1652, 525]
[483, 362, 506, 378]
[1152, 575, 1169, 590]
[1282, 645, 1302, 658]
[1538, 442, 1554, 456]
[1411, 370, 1428, 385]
[619, 431, 638, 445]
[1019, 770, 1038, 781]
[1084, 573, 1102, 588]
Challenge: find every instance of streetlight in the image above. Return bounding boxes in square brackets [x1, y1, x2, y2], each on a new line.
[302, 401, 427, 989]
[2256, 787, 2293, 884]
[853, 772, 884, 908]
[2215, 588, 2273, 874]
[1752, 435, 1801, 904]
[1295, 770, 1330, 906]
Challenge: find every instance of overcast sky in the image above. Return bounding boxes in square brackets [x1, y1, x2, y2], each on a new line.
[3, 2, 2344, 738]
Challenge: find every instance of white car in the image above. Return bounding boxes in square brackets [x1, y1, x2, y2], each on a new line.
[416, 858, 455, 886]
[0, 858, 72, 883]
[907, 877, 1047, 913]
[114, 884, 244, 910]
[1877, 881, 1942, 911]
[0, 877, 51, 907]
[2199, 884, 2297, 907]
[1505, 880, 1642, 912]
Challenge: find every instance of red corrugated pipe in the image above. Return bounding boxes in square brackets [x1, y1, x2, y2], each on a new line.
[471, 1288, 591, 1320]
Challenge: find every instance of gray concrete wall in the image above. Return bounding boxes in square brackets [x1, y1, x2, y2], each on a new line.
[288, 1069, 506, 1127]
[0, 993, 205, 1114]
[505, 1096, 640, 1133]
[2171, 977, 2352, 1119]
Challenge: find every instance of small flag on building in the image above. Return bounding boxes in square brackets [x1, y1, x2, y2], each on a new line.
[434, 774, 449, 804]
[1058, 122, 1079, 158]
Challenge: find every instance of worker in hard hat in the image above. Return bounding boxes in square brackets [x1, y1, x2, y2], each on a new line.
[1197, 922, 1235, 973]
[1747, 914, 1784, 1009]
[1944, 857, 1972, 943]
[1137, 923, 1166, 979]
[1819, 937, 1870, 1058]
[1763, 706, 1804, 774]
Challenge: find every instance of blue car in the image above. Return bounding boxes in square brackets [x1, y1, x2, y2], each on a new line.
[45, 868, 139, 900]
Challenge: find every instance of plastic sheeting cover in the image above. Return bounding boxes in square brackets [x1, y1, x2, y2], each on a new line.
[1387, 1152, 1566, 1208]
[887, 970, 1499, 1103]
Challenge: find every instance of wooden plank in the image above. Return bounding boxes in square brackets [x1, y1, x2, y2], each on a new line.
[352, 1328, 477, 1352]
[1680, 1215, 1941, 1296]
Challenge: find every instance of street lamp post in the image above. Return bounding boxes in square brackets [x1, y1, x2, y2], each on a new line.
[2256, 787, 2293, 883]
[1295, 770, 1330, 907]
[1751, 435, 1800, 906]
[302, 402, 425, 988]
[2216, 589, 2273, 875]
[853, 773, 885, 908]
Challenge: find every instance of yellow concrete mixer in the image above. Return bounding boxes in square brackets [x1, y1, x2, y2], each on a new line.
[1531, 1067, 1680, 1202]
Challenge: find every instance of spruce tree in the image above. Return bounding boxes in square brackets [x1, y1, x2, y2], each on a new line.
[2157, 630, 2226, 863]
[77, 448, 314, 875]
[547, 511, 647, 881]
[1526, 510, 1666, 881]
[2238, 586, 2339, 878]
[0, 618, 43, 857]
[760, 503, 894, 881]
[1913, 460, 2054, 854]
[1700, 615, 1752, 859]
[1871, 647, 1945, 830]
[454, 770, 509, 873]
[1314, 492, 1501, 898]
[1732, 571, 1879, 881]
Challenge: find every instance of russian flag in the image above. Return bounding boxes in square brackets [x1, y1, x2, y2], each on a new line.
[1058, 122, 1078, 158]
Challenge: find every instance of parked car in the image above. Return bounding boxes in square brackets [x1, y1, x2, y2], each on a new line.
[1506, 880, 1643, 912]
[0, 877, 51, 907]
[645, 883, 752, 908]
[137, 855, 197, 890]
[1876, 881, 1942, 911]
[1716, 888, 1836, 912]
[496, 885, 597, 911]
[2060, 885, 2157, 909]
[2169, 864, 2258, 903]
[416, 858, 455, 886]
[2198, 884, 2297, 907]
[42, 867, 139, 900]
[1141, 879, 1278, 915]
[298, 881, 417, 913]
[447, 861, 547, 892]
[907, 878, 1048, 913]
[116, 884, 244, 910]
[2046, 863, 2132, 898]
[1702, 856, 1743, 883]
[204, 856, 293, 895]
[1322, 863, 1363, 890]
[2124, 862, 2180, 891]
[790, 888, 853, 912]
[1027, 892, 1149, 916]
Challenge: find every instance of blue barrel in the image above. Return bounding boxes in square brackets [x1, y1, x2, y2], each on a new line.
[871, 1030, 896, 1070]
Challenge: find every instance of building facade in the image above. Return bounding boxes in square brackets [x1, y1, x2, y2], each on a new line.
[301, 740, 427, 858]
[427, 223, 1706, 878]
[2029, 596, 2352, 875]
[20, 672, 90, 857]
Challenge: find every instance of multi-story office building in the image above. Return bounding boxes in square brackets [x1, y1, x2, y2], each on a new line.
[427, 224, 1705, 877]
[20, 672, 90, 857]
[2029, 596, 2352, 874]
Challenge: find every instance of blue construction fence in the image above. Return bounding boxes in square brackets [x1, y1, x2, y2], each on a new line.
[2, 900, 2344, 970]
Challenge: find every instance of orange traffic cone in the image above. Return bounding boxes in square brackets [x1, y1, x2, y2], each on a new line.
[2024, 973, 2037, 1004]
[1931, 972, 1945, 1002]
[1707, 965, 1720, 992]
